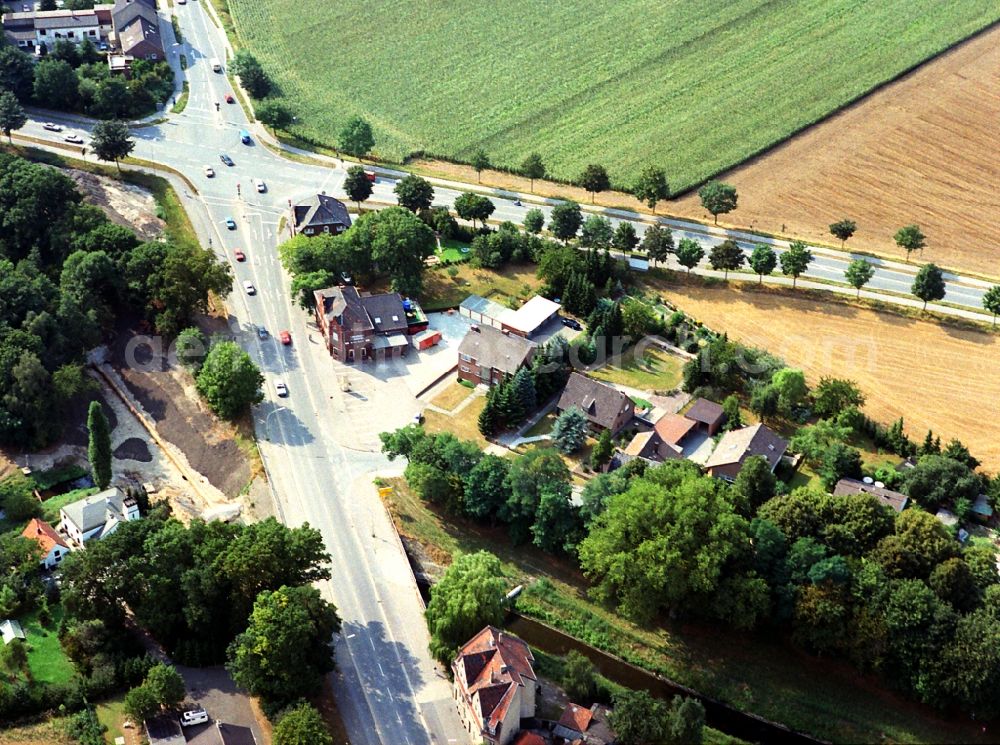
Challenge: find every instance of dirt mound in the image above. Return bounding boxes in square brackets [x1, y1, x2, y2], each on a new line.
[66, 169, 165, 241]
[114, 437, 152, 462]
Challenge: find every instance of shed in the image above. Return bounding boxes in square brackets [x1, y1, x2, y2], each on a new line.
[0, 619, 25, 645]
[413, 329, 442, 350]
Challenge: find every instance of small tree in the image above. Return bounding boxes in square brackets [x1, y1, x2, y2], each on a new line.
[750, 384, 780, 424]
[273, 703, 333, 745]
[0, 638, 27, 675]
[562, 650, 597, 702]
[523, 208, 544, 234]
[675, 237, 704, 273]
[911, 263, 945, 310]
[749, 243, 777, 284]
[470, 148, 490, 183]
[549, 201, 583, 243]
[552, 407, 588, 454]
[231, 51, 270, 98]
[454, 192, 495, 230]
[175, 326, 208, 372]
[144, 663, 185, 710]
[0, 90, 27, 143]
[579, 164, 610, 203]
[91, 119, 134, 172]
[255, 100, 293, 131]
[894, 224, 926, 261]
[708, 239, 744, 279]
[633, 165, 669, 213]
[425, 551, 505, 665]
[641, 224, 674, 266]
[394, 174, 434, 212]
[779, 240, 813, 288]
[982, 285, 1000, 327]
[722, 394, 742, 431]
[196, 342, 264, 420]
[612, 222, 638, 254]
[124, 684, 160, 723]
[698, 181, 738, 224]
[829, 219, 857, 249]
[669, 696, 705, 745]
[521, 152, 546, 192]
[343, 165, 373, 209]
[844, 258, 874, 297]
[590, 429, 613, 470]
[338, 116, 375, 158]
[87, 401, 112, 490]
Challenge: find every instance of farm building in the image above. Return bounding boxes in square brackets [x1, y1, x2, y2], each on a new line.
[459, 294, 511, 329]
[833, 478, 908, 513]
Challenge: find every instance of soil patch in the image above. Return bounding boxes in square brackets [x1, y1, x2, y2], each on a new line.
[113, 437, 152, 462]
[60, 389, 119, 448]
[65, 168, 165, 241]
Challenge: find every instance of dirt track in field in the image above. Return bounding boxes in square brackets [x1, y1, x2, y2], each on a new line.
[672, 24, 1000, 278]
[660, 283, 1000, 470]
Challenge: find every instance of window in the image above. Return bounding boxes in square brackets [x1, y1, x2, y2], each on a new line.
[150, 53, 157, 60]
[374, 317, 381, 324]
[89, 29, 96, 35]
[460, 365, 469, 373]
[331, 331, 339, 342]
[460, 353, 472, 362]
[67, 31, 75, 38]
[323, 226, 330, 233]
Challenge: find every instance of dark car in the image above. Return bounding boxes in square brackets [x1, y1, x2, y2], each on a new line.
[219, 153, 234, 166]
[561, 317, 582, 330]
[224, 93, 235, 104]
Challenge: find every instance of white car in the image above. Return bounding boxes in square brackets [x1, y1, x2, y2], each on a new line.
[274, 380, 288, 397]
[204, 165, 215, 177]
[64, 134, 84, 144]
[180, 709, 208, 727]
[42, 122, 63, 132]
[243, 281, 256, 295]
[253, 178, 266, 193]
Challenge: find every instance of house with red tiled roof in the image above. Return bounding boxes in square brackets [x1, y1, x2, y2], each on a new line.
[21, 518, 70, 569]
[453, 626, 537, 745]
[553, 702, 616, 744]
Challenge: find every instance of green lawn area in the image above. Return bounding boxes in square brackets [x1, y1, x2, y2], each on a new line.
[96, 695, 129, 743]
[423, 394, 488, 448]
[226, 0, 998, 190]
[437, 238, 471, 263]
[418, 262, 543, 311]
[429, 380, 475, 411]
[591, 346, 683, 392]
[20, 605, 75, 685]
[523, 412, 556, 438]
[380, 477, 987, 744]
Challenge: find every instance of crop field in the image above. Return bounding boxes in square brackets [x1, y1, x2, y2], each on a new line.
[226, 0, 999, 191]
[673, 23, 1000, 277]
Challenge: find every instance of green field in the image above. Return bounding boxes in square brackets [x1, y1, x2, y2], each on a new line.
[226, 0, 999, 190]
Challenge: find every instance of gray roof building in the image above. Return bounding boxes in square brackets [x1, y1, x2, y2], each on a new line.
[60, 486, 138, 542]
[557, 372, 635, 433]
[704, 423, 787, 477]
[293, 193, 352, 235]
[833, 478, 909, 513]
[458, 325, 536, 379]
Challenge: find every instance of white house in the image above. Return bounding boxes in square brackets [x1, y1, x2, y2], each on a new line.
[21, 518, 71, 569]
[59, 487, 140, 546]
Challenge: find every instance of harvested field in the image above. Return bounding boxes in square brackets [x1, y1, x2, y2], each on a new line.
[672, 24, 1000, 278]
[655, 282, 1000, 470]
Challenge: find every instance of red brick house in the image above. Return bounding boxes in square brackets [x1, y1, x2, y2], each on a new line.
[457, 325, 536, 387]
[556, 373, 635, 435]
[313, 286, 427, 363]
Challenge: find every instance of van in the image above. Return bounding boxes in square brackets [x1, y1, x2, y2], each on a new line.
[210, 58, 222, 73]
[240, 130, 252, 145]
[180, 709, 209, 728]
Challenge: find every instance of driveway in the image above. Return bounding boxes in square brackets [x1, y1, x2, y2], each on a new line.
[177, 665, 270, 745]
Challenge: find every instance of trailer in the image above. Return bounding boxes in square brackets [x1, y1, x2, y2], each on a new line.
[413, 329, 442, 351]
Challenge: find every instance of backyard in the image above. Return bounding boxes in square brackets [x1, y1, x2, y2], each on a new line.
[590, 346, 684, 392]
[420, 261, 543, 311]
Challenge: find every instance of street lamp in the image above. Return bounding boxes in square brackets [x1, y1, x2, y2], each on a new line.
[262, 406, 287, 441]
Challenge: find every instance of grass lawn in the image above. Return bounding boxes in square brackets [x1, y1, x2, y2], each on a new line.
[523, 412, 556, 438]
[20, 605, 74, 685]
[95, 695, 129, 743]
[226, 0, 998, 191]
[423, 394, 488, 448]
[429, 380, 475, 411]
[591, 346, 683, 392]
[0, 718, 74, 745]
[380, 477, 988, 744]
[420, 262, 543, 311]
[437, 238, 471, 263]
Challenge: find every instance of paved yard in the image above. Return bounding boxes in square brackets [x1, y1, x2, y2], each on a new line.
[177, 665, 270, 745]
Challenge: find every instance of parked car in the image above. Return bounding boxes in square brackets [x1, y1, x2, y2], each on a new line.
[219, 153, 234, 166]
[274, 380, 288, 397]
[340, 272, 353, 285]
[64, 134, 84, 144]
[243, 281, 256, 295]
[224, 93, 234, 104]
[560, 317, 582, 330]
[180, 709, 209, 728]
[204, 165, 215, 177]
[42, 122, 62, 132]
[234, 249, 245, 261]
[253, 178, 266, 193]
[279, 330, 291, 345]
[225, 217, 236, 230]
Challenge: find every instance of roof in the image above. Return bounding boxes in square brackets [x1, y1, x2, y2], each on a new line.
[60, 487, 129, 536]
[117, 14, 161, 55]
[293, 193, 351, 231]
[34, 10, 99, 28]
[704, 423, 788, 471]
[503, 295, 560, 335]
[360, 292, 408, 335]
[685, 397, 726, 427]
[144, 716, 185, 745]
[654, 413, 697, 446]
[558, 703, 593, 733]
[22, 518, 69, 554]
[512, 734, 546, 745]
[186, 722, 257, 745]
[111, 0, 157, 28]
[558, 373, 635, 431]
[623, 430, 656, 457]
[458, 325, 536, 377]
[972, 493, 994, 518]
[454, 626, 536, 736]
[0, 619, 25, 644]
[314, 286, 409, 336]
[460, 294, 512, 324]
[833, 478, 909, 513]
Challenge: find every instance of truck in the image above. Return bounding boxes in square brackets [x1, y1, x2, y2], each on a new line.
[210, 58, 222, 73]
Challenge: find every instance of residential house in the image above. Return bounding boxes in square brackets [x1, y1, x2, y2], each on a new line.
[457, 324, 537, 387]
[833, 478, 909, 513]
[557, 373, 635, 435]
[512, 734, 546, 745]
[621, 397, 726, 465]
[111, 0, 162, 60]
[292, 193, 352, 236]
[21, 518, 70, 569]
[2, 5, 113, 50]
[453, 626, 537, 745]
[145, 716, 185, 745]
[186, 722, 257, 745]
[553, 702, 615, 744]
[314, 285, 427, 362]
[0, 619, 25, 645]
[59, 486, 140, 546]
[500, 295, 561, 339]
[683, 397, 726, 435]
[703, 423, 787, 481]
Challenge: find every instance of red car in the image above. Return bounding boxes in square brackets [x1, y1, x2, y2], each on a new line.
[224, 93, 235, 104]
[364, 170, 376, 183]
[234, 249, 246, 261]
[279, 330, 292, 345]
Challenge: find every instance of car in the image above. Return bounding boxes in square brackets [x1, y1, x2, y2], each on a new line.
[204, 165, 215, 177]
[243, 281, 255, 295]
[234, 249, 245, 261]
[239, 129, 252, 145]
[413, 411, 425, 425]
[279, 330, 291, 345]
[253, 178, 266, 193]
[224, 93, 234, 104]
[256, 326, 268, 339]
[225, 217, 236, 230]
[42, 122, 63, 132]
[98, 42, 109, 51]
[340, 272, 353, 285]
[274, 380, 288, 397]
[561, 317, 582, 330]
[180, 709, 209, 728]
[219, 153, 234, 166]
[64, 134, 84, 144]
[513, 199, 522, 206]
[364, 170, 376, 183]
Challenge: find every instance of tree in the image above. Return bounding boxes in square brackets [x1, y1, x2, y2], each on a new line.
[911, 263, 945, 310]
[470, 148, 490, 183]
[698, 181, 738, 224]
[124, 683, 160, 722]
[675, 238, 704, 273]
[621, 298, 656, 340]
[346, 207, 436, 296]
[273, 703, 333, 745]
[552, 406, 588, 453]
[463, 454, 510, 523]
[230, 51, 270, 98]
[144, 663, 185, 709]
[454, 192, 495, 229]
[844, 258, 874, 298]
[503, 448, 571, 545]
[708, 239, 743, 279]
[338, 116, 375, 158]
[829, 219, 857, 248]
[633, 165, 669, 213]
[590, 429, 614, 471]
[613, 222, 638, 254]
[894, 224, 926, 261]
[982, 285, 1000, 327]
[0, 91, 27, 143]
[33, 58, 78, 110]
[520, 152, 545, 192]
[641, 224, 674, 266]
[789, 419, 853, 464]
[523, 208, 544, 234]
[812, 377, 865, 418]
[549, 200, 583, 242]
[669, 696, 705, 745]
[749, 243, 777, 284]
[902, 454, 981, 512]
[342, 165, 373, 209]
[770, 368, 807, 413]
[87, 401, 112, 490]
[227, 585, 340, 710]
[0, 46, 36, 101]
[255, 99, 293, 131]
[562, 650, 597, 702]
[749, 384, 780, 424]
[610, 689, 670, 745]
[425, 551, 505, 665]
[580, 215, 613, 249]
[731, 455, 776, 513]
[39, 0, 57, 9]
[579, 163, 610, 203]
[91, 119, 134, 172]
[779, 241, 813, 288]
[720, 394, 743, 431]
[393, 174, 434, 212]
[819, 443, 863, 490]
[873, 509, 956, 580]
[195, 341, 264, 419]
